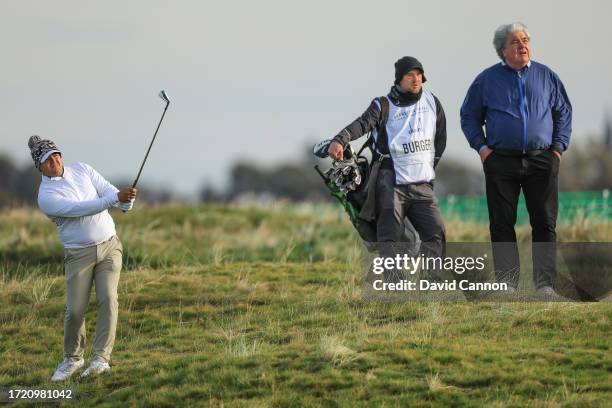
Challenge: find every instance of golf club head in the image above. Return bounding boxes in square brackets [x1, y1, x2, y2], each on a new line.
[159, 90, 170, 105]
[313, 139, 332, 158]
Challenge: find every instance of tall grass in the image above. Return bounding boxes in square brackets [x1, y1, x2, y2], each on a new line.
[1, 204, 609, 278]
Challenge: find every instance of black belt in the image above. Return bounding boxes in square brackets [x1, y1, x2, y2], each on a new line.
[493, 149, 548, 157]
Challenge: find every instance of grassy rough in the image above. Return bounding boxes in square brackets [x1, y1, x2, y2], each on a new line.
[0, 204, 610, 407]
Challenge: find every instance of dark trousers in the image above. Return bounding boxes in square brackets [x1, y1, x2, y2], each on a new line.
[483, 150, 559, 289]
[375, 169, 446, 282]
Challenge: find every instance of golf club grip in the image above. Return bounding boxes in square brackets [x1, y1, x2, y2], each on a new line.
[132, 103, 169, 188]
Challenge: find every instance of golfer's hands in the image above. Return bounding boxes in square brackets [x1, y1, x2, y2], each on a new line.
[116, 199, 135, 212]
[328, 141, 344, 161]
[552, 150, 561, 160]
[118, 187, 138, 203]
[479, 147, 493, 163]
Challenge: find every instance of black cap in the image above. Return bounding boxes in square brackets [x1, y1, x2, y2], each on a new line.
[394, 56, 427, 85]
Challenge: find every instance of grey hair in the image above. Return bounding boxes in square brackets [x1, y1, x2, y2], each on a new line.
[493, 22, 530, 60]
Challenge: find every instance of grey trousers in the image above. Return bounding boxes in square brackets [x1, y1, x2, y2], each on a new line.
[375, 169, 446, 281]
[63, 235, 122, 363]
[375, 169, 445, 243]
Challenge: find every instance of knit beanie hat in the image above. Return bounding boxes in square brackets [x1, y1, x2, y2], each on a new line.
[394, 56, 427, 85]
[28, 135, 61, 169]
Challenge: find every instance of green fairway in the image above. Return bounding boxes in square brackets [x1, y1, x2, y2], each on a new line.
[0, 205, 610, 407]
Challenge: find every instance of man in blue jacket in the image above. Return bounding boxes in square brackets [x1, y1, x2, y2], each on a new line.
[460, 23, 572, 294]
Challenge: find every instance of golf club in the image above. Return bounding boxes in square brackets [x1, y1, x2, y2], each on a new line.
[121, 90, 170, 213]
[132, 90, 171, 189]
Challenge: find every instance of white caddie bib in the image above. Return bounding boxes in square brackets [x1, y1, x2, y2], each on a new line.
[377, 90, 437, 185]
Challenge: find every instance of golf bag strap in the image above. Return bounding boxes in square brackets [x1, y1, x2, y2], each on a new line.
[378, 96, 389, 123]
[375, 96, 390, 155]
[358, 96, 389, 222]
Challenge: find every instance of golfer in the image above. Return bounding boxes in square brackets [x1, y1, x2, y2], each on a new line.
[460, 23, 572, 294]
[28, 135, 137, 381]
[329, 56, 447, 282]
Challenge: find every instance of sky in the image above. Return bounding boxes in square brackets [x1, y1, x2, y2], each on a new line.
[2, 0, 611, 197]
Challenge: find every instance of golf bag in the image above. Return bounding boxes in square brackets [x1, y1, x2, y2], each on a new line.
[314, 139, 378, 249]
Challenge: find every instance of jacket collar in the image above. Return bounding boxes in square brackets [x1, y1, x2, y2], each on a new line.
[501, 60, 532, 71]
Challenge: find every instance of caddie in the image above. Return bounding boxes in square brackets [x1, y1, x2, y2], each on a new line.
[329, 56, 447, 281]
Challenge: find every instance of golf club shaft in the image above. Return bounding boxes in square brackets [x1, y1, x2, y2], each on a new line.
[132, 103, 169, 189]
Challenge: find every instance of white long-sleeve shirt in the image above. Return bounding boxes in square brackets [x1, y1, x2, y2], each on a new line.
[38, 162, 120, 249]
